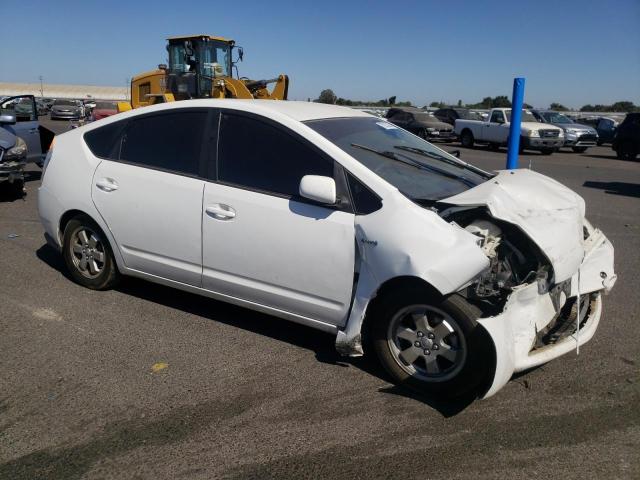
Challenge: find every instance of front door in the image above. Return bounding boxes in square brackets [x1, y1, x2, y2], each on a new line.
[201, 112, 356, 325]
[91, 109, 209, 286]
[0, 95, 42, 163]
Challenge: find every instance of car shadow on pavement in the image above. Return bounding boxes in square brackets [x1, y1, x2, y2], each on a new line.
[583, 180, 640, 198]
[580, 153, 619, 161]
[34, 243, 476, 416]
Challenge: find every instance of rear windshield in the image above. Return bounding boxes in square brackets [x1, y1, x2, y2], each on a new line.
[54, 100, 77, 106]
[305, 117, 491, 202]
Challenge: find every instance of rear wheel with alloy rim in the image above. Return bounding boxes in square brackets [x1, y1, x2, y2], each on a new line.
[371, 290, 490, 398]
[62, 215, 119, 290]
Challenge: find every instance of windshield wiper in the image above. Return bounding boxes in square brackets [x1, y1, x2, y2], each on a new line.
[350, 143, 476, 188]
[393, 145, 492, 179]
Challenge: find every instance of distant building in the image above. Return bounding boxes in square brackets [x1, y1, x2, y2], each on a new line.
[0, 82, 127, 101]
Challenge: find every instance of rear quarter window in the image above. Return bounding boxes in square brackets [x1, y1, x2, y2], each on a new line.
[83, 120, 127, 159]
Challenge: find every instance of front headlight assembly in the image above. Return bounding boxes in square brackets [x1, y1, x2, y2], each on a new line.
[4, 137, 27, 160]
[528, 130, 540, 138]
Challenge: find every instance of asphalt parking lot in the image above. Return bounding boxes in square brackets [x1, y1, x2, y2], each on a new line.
[1, 120, 639, 478]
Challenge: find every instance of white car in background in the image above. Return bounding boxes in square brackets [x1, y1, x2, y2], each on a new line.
[38, 100, 616, 399]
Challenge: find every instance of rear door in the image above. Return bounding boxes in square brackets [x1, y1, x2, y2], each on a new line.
[0, 95, 42, 163]
[201, 111, 356, 325]
[90, 109, 210, 286]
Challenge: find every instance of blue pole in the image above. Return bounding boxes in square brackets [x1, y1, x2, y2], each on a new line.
[506, 77, 526, 169]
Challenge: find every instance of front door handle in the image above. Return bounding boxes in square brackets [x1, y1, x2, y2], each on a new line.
[95, 178, 119, 192]
[206, 203, 236, 220]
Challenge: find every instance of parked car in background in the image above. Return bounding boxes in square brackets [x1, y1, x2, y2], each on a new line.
[0, 113, 28, 197]
[50, 99, 85, 120]
[14, 98, 36, 119]
[35, 99, 50, 116]
[531, 110, 598, 153]
[40, 98, 55, 109]
[1, 95, 53, 166]
[612, 113, 640, 160]
[577, 116, 619, 145]
[83, 99, 97, 118]
[38, 100, 616, 400]
[386, 107, 455, 141]
[90, 102, 118, 121]
[454, 108, 564, 154]
[434, 107, 483, 126]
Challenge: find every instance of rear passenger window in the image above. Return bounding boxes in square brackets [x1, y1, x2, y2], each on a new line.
[84, 120, 126, 159]
[346, 173, 382, 215]
[120, 111, 206, 176]
[217, 113, 334, 197]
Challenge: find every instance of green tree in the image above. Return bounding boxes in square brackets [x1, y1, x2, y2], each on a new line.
[492, 96, 511, 108]
[457, 99, 462, 107]
[610, 101, 637, 112]
[315, 89, 337, 104]
[549, 102, 568, 111]
[429, 101, 445, 108]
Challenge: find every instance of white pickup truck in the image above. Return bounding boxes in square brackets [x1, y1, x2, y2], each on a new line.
[454, 108, 564, 155]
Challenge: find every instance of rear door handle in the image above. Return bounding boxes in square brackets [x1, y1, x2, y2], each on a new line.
[95, 178, 119, 192]
[206, 203, 236, 220]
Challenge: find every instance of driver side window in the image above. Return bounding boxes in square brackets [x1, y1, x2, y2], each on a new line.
[217, 113, 335, 199]
[490, 111, 505, 124]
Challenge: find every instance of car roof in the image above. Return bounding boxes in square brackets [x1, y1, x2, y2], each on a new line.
[117, 100, 374, 122]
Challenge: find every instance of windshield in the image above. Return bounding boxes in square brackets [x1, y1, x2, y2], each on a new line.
[458, 110, 483, 120]
[505, 110, 538, 122]
[305, 117, 491, 201]
[53, 99, 76, 106]
[541, 112, 572, 124]
[413, 112, 435, 121]
[95, 102, 115, 109]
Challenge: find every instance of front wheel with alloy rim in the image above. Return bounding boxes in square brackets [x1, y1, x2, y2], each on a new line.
[62, 215, 120, 290]
[371, 290, 490, 398]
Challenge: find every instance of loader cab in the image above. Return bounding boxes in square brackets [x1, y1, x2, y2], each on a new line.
[166, 35, 234, 99]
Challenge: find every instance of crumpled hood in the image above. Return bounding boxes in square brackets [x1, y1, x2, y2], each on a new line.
[441, 169, 585, 282]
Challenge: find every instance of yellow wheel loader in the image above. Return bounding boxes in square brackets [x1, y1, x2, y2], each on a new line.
[117, 35, 289, 112]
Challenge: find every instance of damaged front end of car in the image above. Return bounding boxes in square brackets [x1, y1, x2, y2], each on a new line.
[440, 169, 617, 398]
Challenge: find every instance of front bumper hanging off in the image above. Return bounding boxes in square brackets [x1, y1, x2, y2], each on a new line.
[477, 228, 616, 398]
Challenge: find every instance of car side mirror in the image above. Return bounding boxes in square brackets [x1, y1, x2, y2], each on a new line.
[299, 175, 336, 205]
[0, 112, 16, 125]
[449, 149, 461, 158]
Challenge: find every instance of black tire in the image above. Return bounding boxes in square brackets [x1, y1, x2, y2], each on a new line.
[9, 179, 25, 198]
[460, 130, 474, 148]
[596, 140, 603, 146]
[572, 147, 588, 153]
[370, 289, 490, 398]
[488, 142, 500, 151]
[418, 129, 428, 140]
[62, 215, 120, 290]
[541, 148, 554, 155]
[616, 141, 638, 161]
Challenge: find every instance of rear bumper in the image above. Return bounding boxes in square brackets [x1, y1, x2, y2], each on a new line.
[477, 228, 616, 398]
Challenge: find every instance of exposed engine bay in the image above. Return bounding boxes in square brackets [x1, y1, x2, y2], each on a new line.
[440, 207, 551, 312]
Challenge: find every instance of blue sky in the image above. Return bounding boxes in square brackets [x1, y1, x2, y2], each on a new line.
[1, 0, 639, 108]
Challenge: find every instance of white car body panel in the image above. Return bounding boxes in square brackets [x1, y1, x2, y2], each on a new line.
[92, 161, 205, 286]
[37, 99, 617, 400]
[201, 182, 355, 325]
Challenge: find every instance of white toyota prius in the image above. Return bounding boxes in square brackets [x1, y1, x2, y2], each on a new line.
[38, 100, 616, 399]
